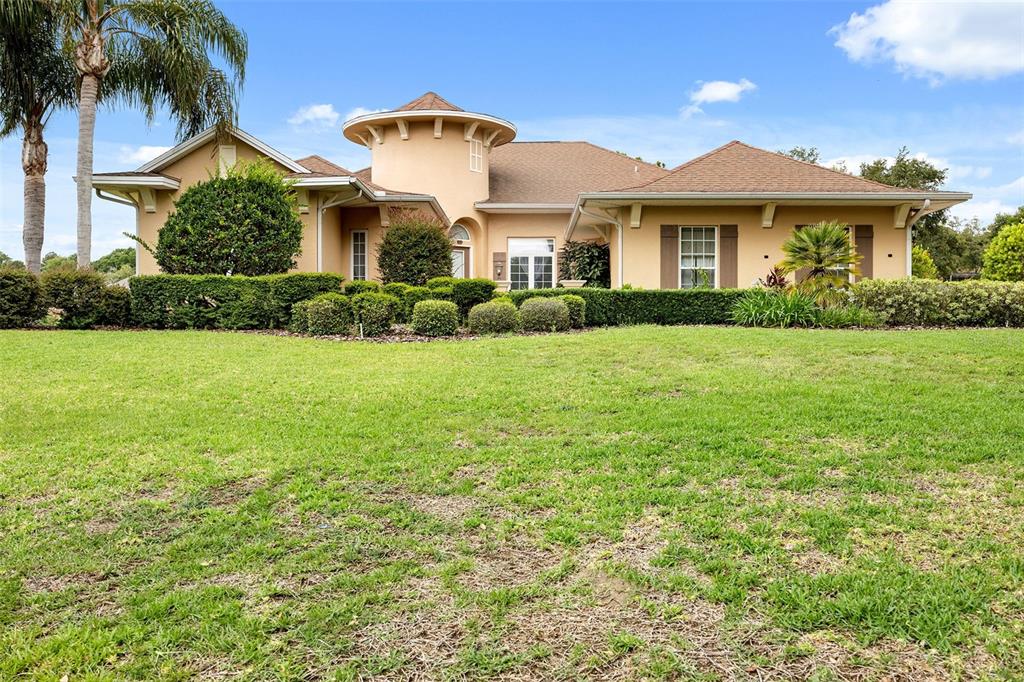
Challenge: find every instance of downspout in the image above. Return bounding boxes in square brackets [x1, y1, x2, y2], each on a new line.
[95, 189, 141, 274]
[579, 205, 623, 287]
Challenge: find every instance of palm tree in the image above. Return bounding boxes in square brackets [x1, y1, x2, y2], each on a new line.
[0, 0, 77, 272]
[779, 220, 861, 305]
[51, 0, 246, 268]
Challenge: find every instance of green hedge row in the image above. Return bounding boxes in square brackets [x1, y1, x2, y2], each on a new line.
[130, 273, 344, 329]
[851, 279, 1024, 327]
[507, 287, 745, 326]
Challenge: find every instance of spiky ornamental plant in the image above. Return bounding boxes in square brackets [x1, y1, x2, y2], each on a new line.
[46, 0, 247, 268]
[779, 220, 861, 306]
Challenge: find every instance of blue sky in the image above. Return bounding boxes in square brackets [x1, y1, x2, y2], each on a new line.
[2, 0, 1022, 260]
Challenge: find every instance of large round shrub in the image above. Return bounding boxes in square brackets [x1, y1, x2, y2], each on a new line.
[411, 300, 459, 337]
[559, 294, 586, 328]
[0, 269, 44, 328]
[41, 269, 108, 329]
[154, 160, 303, 276]
[451, 278, 497, 318]
[468, 300, 521, 334]
[376, 216, 452, 285]
[982, 222, 1024, 281]
[305, 293, 352, 335]
[519, 297, 570, 332]
[352, 292, 398, 337]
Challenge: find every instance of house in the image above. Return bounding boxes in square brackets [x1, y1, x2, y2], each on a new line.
[93, 92, 971, 289]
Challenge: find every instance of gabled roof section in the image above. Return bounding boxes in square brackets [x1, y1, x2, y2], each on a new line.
[485, 142, 669, 205]
[294, 155, 354, 176]
[394, 91, 463, 112]
[137, 126, 309, 175]
[621, 140, 925, 194]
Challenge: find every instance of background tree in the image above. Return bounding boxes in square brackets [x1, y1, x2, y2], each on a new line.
[52, 0, 247, 268]
[779, 221, 860, 305]
[376, 215, 452, 285]
[982, 222, 1024, 281]
[779, 146, 821, 164]
[0, 0, 77, 272]
[911, 245, 939, 279]
[92, 246, 135, 282]
[145, 160, 302, 276]
[41, 251, 76, 272]
[0, 251, 25, 269]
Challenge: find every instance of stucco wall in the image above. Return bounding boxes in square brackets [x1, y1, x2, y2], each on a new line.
[484, 214, 602, 281]
[616, 204, 908, 288]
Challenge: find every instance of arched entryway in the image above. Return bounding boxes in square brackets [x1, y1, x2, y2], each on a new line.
[449, 218, 479, 278]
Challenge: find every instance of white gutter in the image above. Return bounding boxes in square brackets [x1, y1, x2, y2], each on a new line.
[94, 189, 136, 207]
[575, 191, 972, 202]
[579, 206, 623, 288]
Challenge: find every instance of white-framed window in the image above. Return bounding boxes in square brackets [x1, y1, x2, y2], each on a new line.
[450, 223, 470, 242]
[679, 226, 716, 288]
[469, 138, 483, 173]
[351, 230, 367, 280]
[509, 238, 555, 290]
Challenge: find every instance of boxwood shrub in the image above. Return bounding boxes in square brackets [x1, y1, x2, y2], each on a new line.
[520, 297, 571, 332]
[305, 293, 353, 335]
[560, 294, 586, 328]
[451, 278, 497, 318]
[41, 269, 109, 329]
[852, 279, 1024, 327]
[289, 299, 312, 334]
[411, 300, 460, 337]
[426, 276, 457, 290]
[468, 300, 521, 334]
[0, 269, 44, 328]
[98, 286, 132, 327]
[508, 287, 744, 326]
[343, 280, 381, 296]
[352, 292, 398, 337]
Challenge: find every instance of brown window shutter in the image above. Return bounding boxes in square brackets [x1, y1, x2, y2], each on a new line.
[719, 225, 738, 288]
[855, 225, 873, 280]
[492, 251, 506, 280]
[660, 226, 679, 289]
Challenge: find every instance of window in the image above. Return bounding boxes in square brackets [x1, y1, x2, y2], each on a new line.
[469, 138, 483, 173]
[449, 224, 470, 242]
[508, 238, 555, 290]
[351, 231, 367, 280]
[679, 226, 716, 288]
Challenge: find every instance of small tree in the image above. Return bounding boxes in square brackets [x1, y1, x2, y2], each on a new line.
[982, 222, 1024, 281]
[376, 214, 452, 285]
[779, 221, 860, 305]
[559, 240, 610, 287]
[147, 160, 303, 276]
[912, 245, 939, 279]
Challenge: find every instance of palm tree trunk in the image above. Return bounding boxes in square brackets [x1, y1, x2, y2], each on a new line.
[21, 112, 47, 273]
[75, 72, 99, 269]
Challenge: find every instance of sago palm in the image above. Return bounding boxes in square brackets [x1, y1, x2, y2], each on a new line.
[0, 0, 77, 272]
[49, 0, 247, 267]
[779, 220, 861, 305]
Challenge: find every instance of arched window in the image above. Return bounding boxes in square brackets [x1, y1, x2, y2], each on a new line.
[450, 224, 471, 242]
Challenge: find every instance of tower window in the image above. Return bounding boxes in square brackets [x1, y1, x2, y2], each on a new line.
[469, 138, 483, 172]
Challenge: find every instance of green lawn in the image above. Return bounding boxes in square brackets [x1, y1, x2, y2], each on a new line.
[1, 327, 1022, 680]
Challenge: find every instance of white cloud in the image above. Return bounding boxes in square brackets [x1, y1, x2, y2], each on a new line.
[832, 1, 1024, 82]
[822, 151, 992, 181]
[118, 145, 171, 165]
[287, 103, 341, 129]
[681, 78, 756, 118]
[949, 176, 1024, 224]
[343, 106, 386, 122]
[1009, 130, 1024, 146]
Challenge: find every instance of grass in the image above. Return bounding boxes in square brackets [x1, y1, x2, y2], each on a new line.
[0, 326, 1022, 680]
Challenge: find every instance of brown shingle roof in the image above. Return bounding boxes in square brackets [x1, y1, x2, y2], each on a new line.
[621, 141, 926, 194]
[394, 91, 463, 112]
[487, 142, 669, 204]
[295, 154, 354, 175]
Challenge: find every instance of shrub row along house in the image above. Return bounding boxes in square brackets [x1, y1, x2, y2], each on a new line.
[93, 92, 971, 289]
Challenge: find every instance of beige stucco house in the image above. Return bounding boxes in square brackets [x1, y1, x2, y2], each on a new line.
[93, 92, 971, 289]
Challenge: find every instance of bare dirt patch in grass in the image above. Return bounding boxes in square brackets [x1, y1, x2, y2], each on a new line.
[22, 572, 105, 594]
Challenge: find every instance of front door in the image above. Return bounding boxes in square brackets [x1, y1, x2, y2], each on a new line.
[451, 247, 469, 278]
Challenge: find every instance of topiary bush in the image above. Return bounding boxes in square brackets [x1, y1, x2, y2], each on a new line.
[0, 269, 44, 328]
[151, 160, 304, 276]
[468, 300, 521, 334]
[411, 300, 460, 337]
[376, 215, 452, 285]
[451, 278, 496, 318]
[41, 269, 108, 329]
[559, 294, 586, 328]
[731, 289, 818, 328]
[351, 292, 398, 337]
[852, 279, 1024, 327]
[305, 293, 352, 336]
[982, 222, 1024, 282]
[344, 280, 381, 296]
[520, 297, 571, 332]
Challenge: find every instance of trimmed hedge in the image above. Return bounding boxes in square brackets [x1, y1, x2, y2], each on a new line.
[41, 270, 109, 329]
[411, 300, 460, 336]
[451, 278, 497, 318]
[508, 288, 744, 326]
[0, 269, 44, 328]
[306, 293, 353, 335]
[344, 280, 381, 296]
[520, 297, 571, 332]
[560, 294, 586, 328]
[129, 273, 343, 329]
[352, 292, 398, 337]
[98, 286, 132, 327]
[852, 279, 1024, 327]
[289, 299, 313, 334]
[468, 300, 521, 334]
[427, 276, 457, 290]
